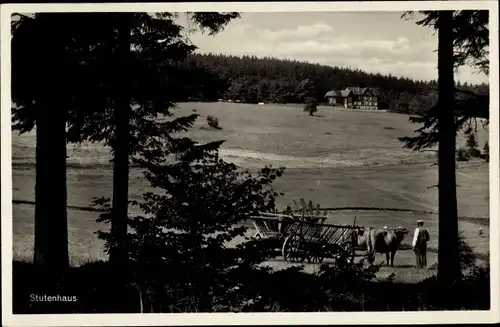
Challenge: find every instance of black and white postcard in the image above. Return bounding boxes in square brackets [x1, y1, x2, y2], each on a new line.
[1, 1, 498, 326]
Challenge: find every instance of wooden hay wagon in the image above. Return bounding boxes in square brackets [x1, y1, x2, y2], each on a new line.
[249, 198, 362, 264]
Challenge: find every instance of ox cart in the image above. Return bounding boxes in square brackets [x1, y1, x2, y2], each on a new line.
[249, 204, 362, 264]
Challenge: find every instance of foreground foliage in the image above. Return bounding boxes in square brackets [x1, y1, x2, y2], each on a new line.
[13, 257, 489, 313]
[15, 220, 490, 312]
[91, 111, 287, 311]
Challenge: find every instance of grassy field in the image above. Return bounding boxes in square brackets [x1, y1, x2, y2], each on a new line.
[11, 102, 490, 282]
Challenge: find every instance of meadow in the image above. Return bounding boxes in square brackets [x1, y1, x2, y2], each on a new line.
[11, 102, 490, 283]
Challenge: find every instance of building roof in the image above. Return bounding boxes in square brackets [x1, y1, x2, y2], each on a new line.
[347, 86, 368, 96]
[340, 89, 352, 97]
[324, 90, 342, 97]
[326, 86, 381, 98]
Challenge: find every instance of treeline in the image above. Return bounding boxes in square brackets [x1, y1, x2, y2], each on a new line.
[181, 53, 489, 115]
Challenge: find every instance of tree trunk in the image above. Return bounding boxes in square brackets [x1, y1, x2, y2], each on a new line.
[109, 16, 131, 267]
[437, 10, 461, 302]
[33, 13, 69, 274]
[34, 100, 69, 273]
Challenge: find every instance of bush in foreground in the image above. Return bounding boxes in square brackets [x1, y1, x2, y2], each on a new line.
[12, 226, 490, 312]
[13, 255, 490, 313]
[13, 199, 490, 313]
[94, 125, 285, 312]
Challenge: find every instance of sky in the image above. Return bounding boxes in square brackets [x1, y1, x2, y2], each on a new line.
[181, 12, 489, 85]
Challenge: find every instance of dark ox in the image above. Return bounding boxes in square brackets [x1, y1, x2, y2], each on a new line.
[354, 226, 409, 266]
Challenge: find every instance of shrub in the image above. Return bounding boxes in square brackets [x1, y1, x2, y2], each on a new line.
[458, 230, 477, 274]
[456, 147, 470, 161]
[466, 132, 479, 149]
[463, 133, 482, 158]
[241, 249, 381, 312]
[483, 141, 489, 162]
[468, 147, 482, 158]
[14, 234, 490, 312]
[206, 115, 221, 129]
[412, 240, 489, 311]
[95, 133, 285, 312]
[303, 97, 318, 116]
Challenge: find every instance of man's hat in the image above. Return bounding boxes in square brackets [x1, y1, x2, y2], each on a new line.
[417, 220, 424, 224]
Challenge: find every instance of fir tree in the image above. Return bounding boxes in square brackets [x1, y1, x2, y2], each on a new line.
[11, 11, 240, 275]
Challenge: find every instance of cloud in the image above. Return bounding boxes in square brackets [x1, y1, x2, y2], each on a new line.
[189, 17, 488, 84]
[243, 34, 434, 67]
[256, 23, 334, 40]
[192, 22, 426, 60]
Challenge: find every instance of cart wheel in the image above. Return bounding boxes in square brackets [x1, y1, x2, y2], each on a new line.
[307, 243, 326, 264]
[282, 234, 305, 262]
[308, 253, 325, 264]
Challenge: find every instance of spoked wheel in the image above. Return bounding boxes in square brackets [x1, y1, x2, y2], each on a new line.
[306, 242, 327, 264]
[282, 234, 306, 262]
[308, 253, 325, 264]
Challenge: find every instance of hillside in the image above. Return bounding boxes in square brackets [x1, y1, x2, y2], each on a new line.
[182, 53, 488, 115]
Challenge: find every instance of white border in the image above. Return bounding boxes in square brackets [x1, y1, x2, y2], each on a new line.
[1, 1, 499, 326]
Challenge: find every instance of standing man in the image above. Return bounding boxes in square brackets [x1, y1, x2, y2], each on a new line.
[412, 220, 430, 268]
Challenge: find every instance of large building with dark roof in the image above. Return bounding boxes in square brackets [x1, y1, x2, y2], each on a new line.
[324, 86, 380, 110]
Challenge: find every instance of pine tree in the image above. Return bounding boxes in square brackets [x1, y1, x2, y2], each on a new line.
[437, 11, 461, 298]
[11, 12, 240, 273]
[399, 10, 489, 151]
[89, 13, 240, 266]
[400, 10, 489, 307]
[101, 132, 285, 311]
[11, 13, 83, 272]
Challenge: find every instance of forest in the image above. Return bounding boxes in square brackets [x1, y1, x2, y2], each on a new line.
[181, 52, 489, 115]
